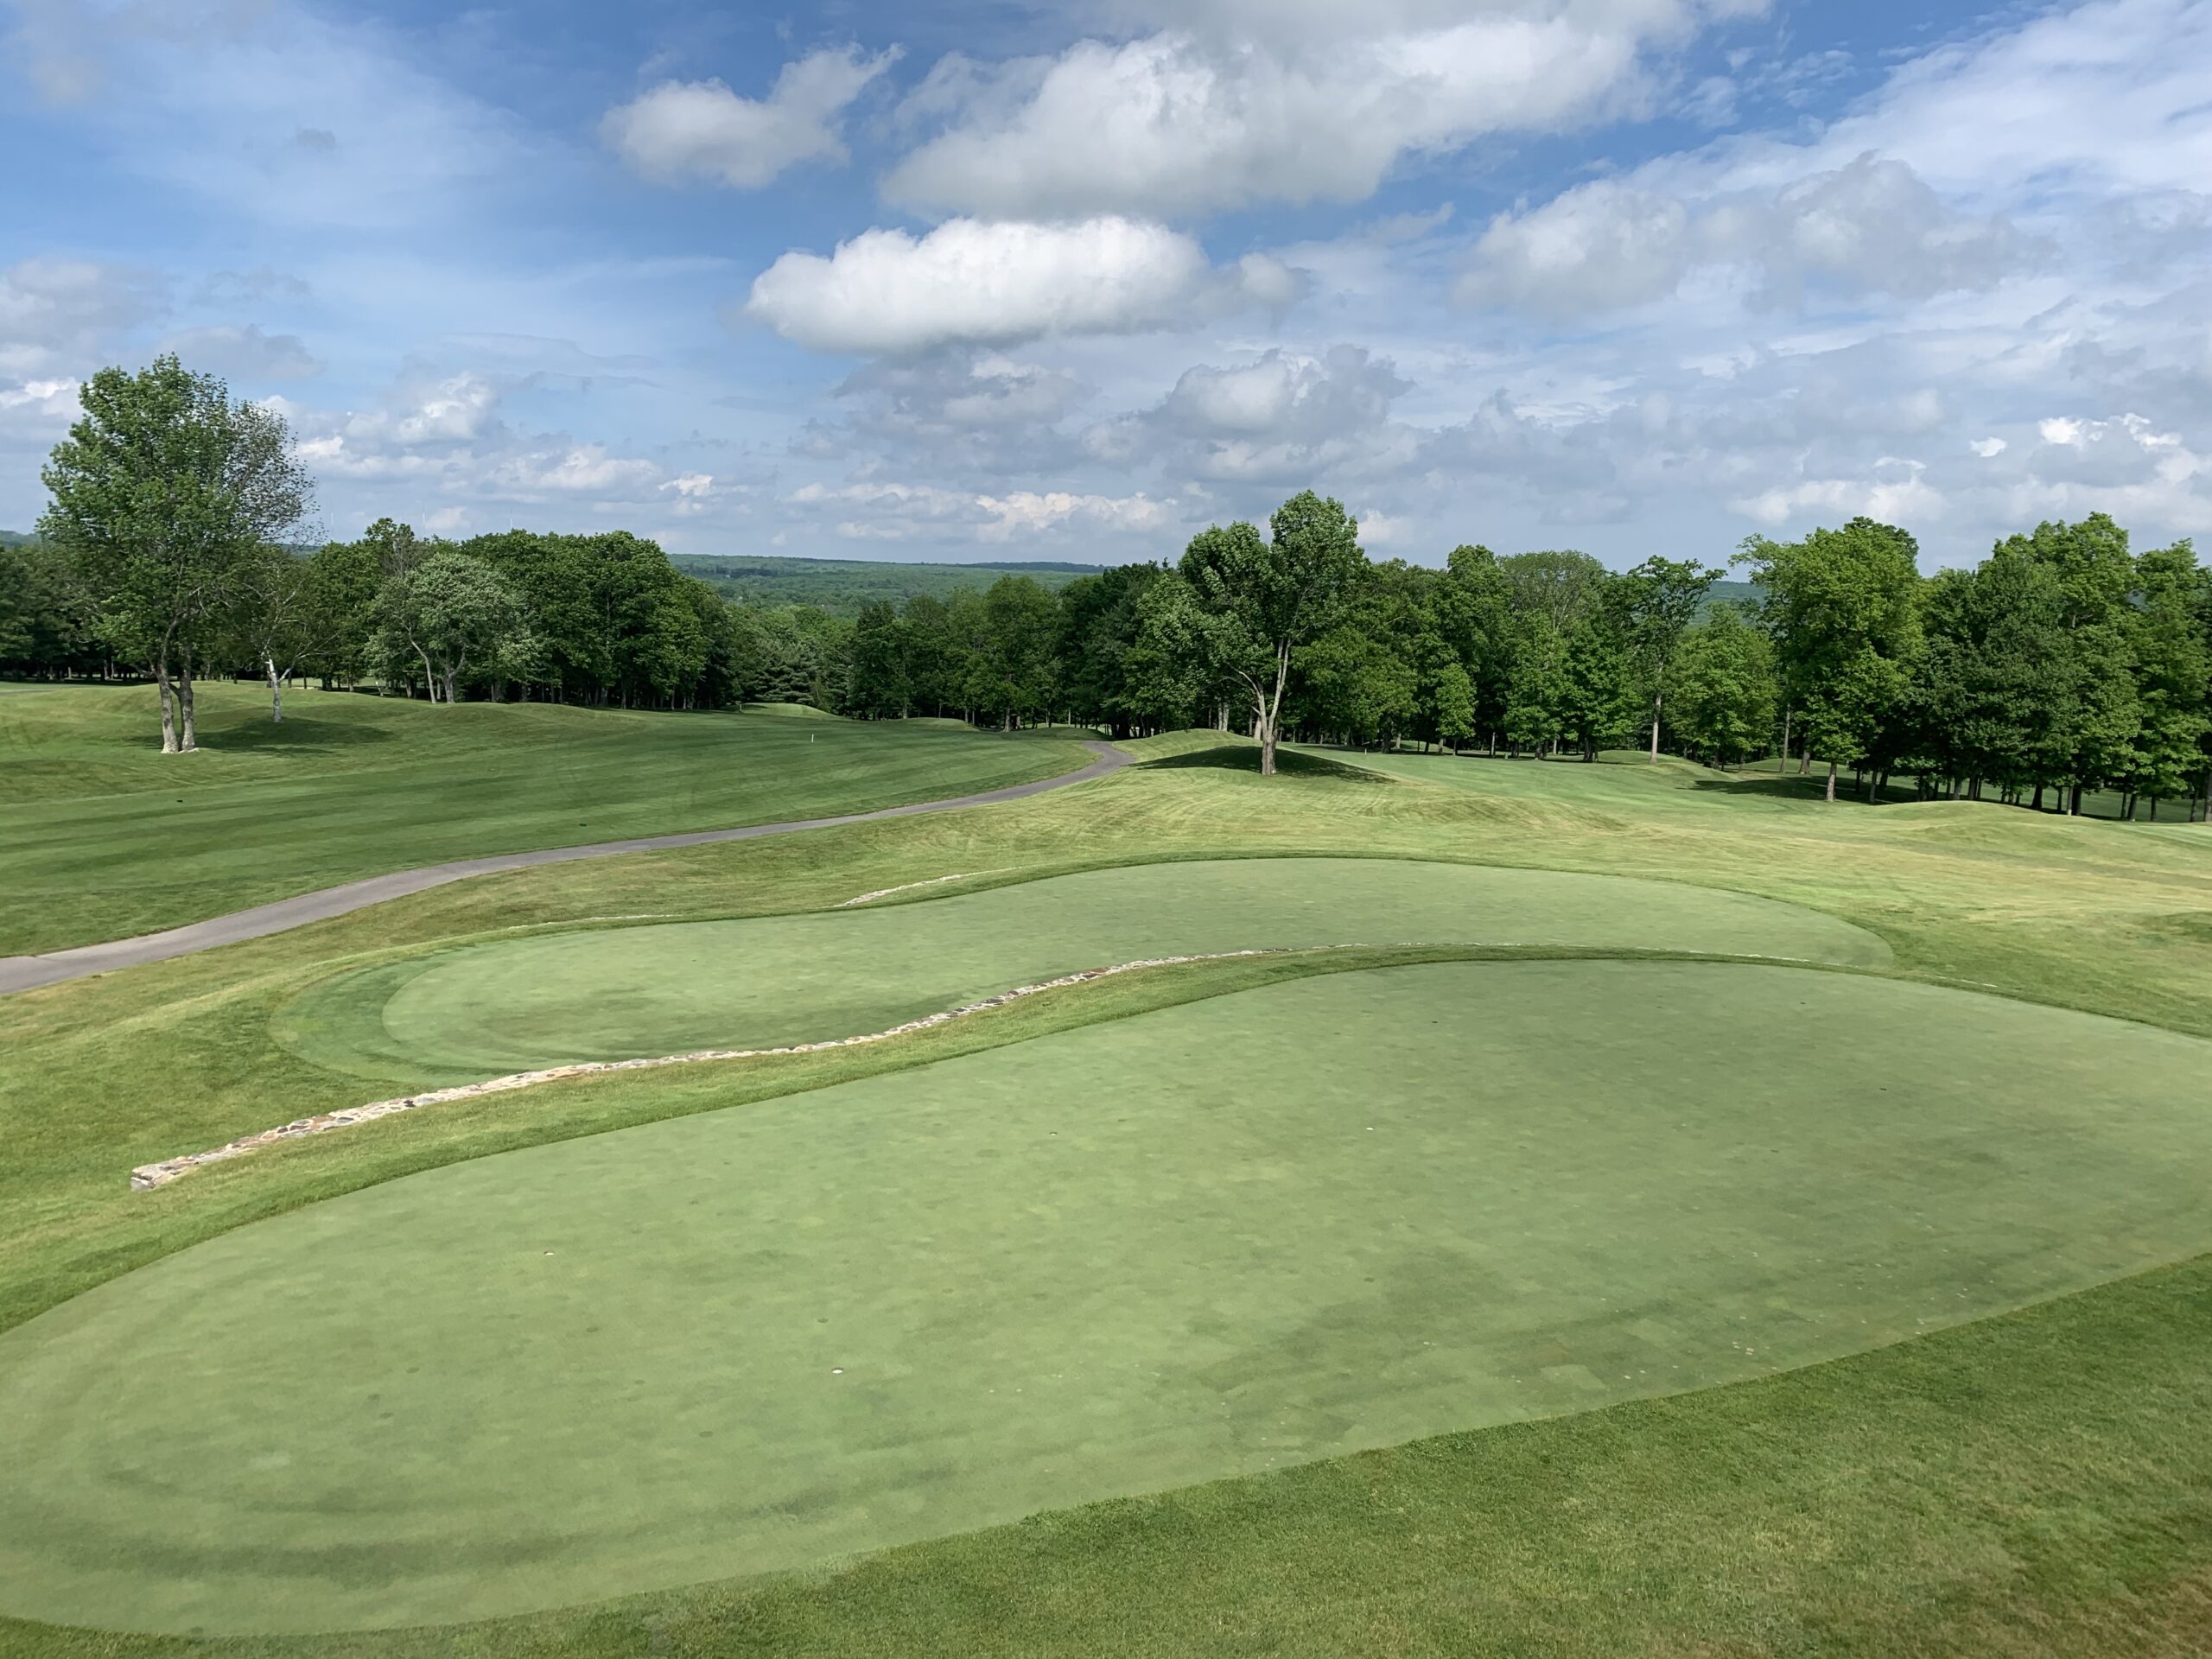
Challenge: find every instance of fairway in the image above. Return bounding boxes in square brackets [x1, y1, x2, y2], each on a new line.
[0, 683, 1089, 955]
[274, 858, 1892, 1084]
[6, 959, 2209, 1636]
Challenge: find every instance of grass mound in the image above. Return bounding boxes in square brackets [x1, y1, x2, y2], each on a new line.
[7, 959, 2209, 1635]
[271, 859, 1890, 1084]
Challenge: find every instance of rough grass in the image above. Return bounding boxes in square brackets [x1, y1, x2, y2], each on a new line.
[0, 683, 1087, 954]
[5, 715, 2212, 1653]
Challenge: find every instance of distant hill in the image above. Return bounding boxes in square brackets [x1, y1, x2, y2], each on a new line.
[0, 531, 36, 550]
[1703, 577, 1759, 614]
[673, 554, 1107, 614]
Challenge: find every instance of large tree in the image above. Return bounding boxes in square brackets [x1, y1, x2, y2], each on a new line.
[370, 549, 524, 704]
[39, 356, 313, 750]
[1738, 518, 1923, 802]
[1144, 492, 1367, 775]
[1669, 606, 1779, 766]
[1618, 556, 1719, 761]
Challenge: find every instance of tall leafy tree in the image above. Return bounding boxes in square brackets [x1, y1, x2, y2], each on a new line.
[226, 544, 315, 721]
[847, 601, 910, 718]
[1669, 607, 1778, 765]
[371, 550, 524, 704]
[1141, 493, 1366, 774]
[1738, 518, 1923, 802]
[1618, 556, 1719, 761]
[39, 355, 313, 750]
[2126, 540, 2209, 816]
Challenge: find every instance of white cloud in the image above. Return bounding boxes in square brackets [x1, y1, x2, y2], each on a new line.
[1970, 435, 2007, 457]
[883, 3, 1741, 218]
[745, 217, 1217, 354]
[161, 321, 322, 381]
[602, 46, 899, 189]
[1458, 181, 1692, 316]
[1730, 458, 1943, 526]
[1459, 154, 2030, 317]
[1084, 345, 1414, 485]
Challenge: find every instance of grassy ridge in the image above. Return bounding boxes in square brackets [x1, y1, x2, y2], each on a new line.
[0, 683, 1087, 954]
[4, 723, 2212, 1653]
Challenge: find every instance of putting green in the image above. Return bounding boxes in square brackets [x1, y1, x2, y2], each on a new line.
[274, 858, 1891, 1084]
[8, 960, 2212, 1635]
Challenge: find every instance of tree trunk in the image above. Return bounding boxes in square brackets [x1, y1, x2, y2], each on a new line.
[2069, 783, 2083, 816]
[154, 654, 179, 753]
[1649, 695, 1661, 762]
[1825, 760, 1837, 803]
[1799, 742, 1810, 775]
[1778, 709, 1790, 773]
[444, 665, 460, 705]
[175, 645, 198, 752]
[264, 653, 286, 722]
[416, 646, 438, 702]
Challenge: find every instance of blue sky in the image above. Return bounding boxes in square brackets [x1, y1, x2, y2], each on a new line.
[2, 0, 2208, 570]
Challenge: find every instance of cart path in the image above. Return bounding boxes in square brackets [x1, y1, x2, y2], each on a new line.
[0, 740, 1128, 996]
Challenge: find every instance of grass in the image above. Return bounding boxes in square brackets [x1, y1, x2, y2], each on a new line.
[0, 682, 1088, 955]
[4, 717, 2212, 1651]
[272, 857, 1886, 1084]
[10, 959, 2212, 1635]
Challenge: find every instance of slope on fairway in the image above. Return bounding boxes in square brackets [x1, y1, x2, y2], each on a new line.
[8, 960, 2211, 1635]
[0, 683, 1088, 956]
[274, 857, 1891, 1084]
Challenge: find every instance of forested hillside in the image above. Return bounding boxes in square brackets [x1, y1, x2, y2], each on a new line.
[671, 553, 1102, 613]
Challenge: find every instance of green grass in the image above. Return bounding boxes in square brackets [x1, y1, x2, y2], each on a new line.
[6, 714, 2212, 1652]
[10, 959, 2211, 1635]
[0, 683, 1087, 955]
[272, 858, 1886, 1084]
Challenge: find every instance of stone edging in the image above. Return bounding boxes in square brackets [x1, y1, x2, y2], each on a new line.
[128, 945, 1376, 1192]
[836, 869, 1012, 907]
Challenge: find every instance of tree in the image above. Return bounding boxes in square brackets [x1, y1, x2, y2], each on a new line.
[2126, 540, 2209, 817]
[226, 544, 315, 721]
[1503, 615, 1567, 756]
[1738, 518, 1923, 802]
[1430, 660, 1478, 753]
[2013, 514, 2141, 814]
[39, 355, 313, 750]
[1618, 556, 1719, 761]
[1557, 592, 1642, 761]
[1145, 493, 1367, 775]
[1669, 607, 1778, 765]
[370, 550, 524, 704]
[847, 601, 910, 718]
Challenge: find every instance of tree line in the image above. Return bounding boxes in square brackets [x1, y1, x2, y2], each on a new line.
[10, 357, 2209, 818]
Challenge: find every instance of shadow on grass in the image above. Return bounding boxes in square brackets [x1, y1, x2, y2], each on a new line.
[1140, 744, 1390, 781]
[202, 715, 400, 753]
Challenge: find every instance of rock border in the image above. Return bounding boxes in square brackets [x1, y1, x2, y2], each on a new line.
[129, 945, 1373, 1192]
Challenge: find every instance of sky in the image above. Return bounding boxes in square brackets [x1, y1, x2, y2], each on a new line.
[1, 0, 2208, 572]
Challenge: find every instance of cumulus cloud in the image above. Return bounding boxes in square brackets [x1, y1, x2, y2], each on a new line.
[1456, 181, 1693, 315]
[161, 321, 322, 381]
[746, 217, 1231, 354]
[602, 46, 899, 188]
[1459, 154, 2030, 316]
[1730, 458, 1944, 526]
[1085, 345, 1414, 485]
[883, 2, 1736, 218]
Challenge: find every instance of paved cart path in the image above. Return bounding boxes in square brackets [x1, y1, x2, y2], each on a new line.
[0, 740, 1128, 996]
